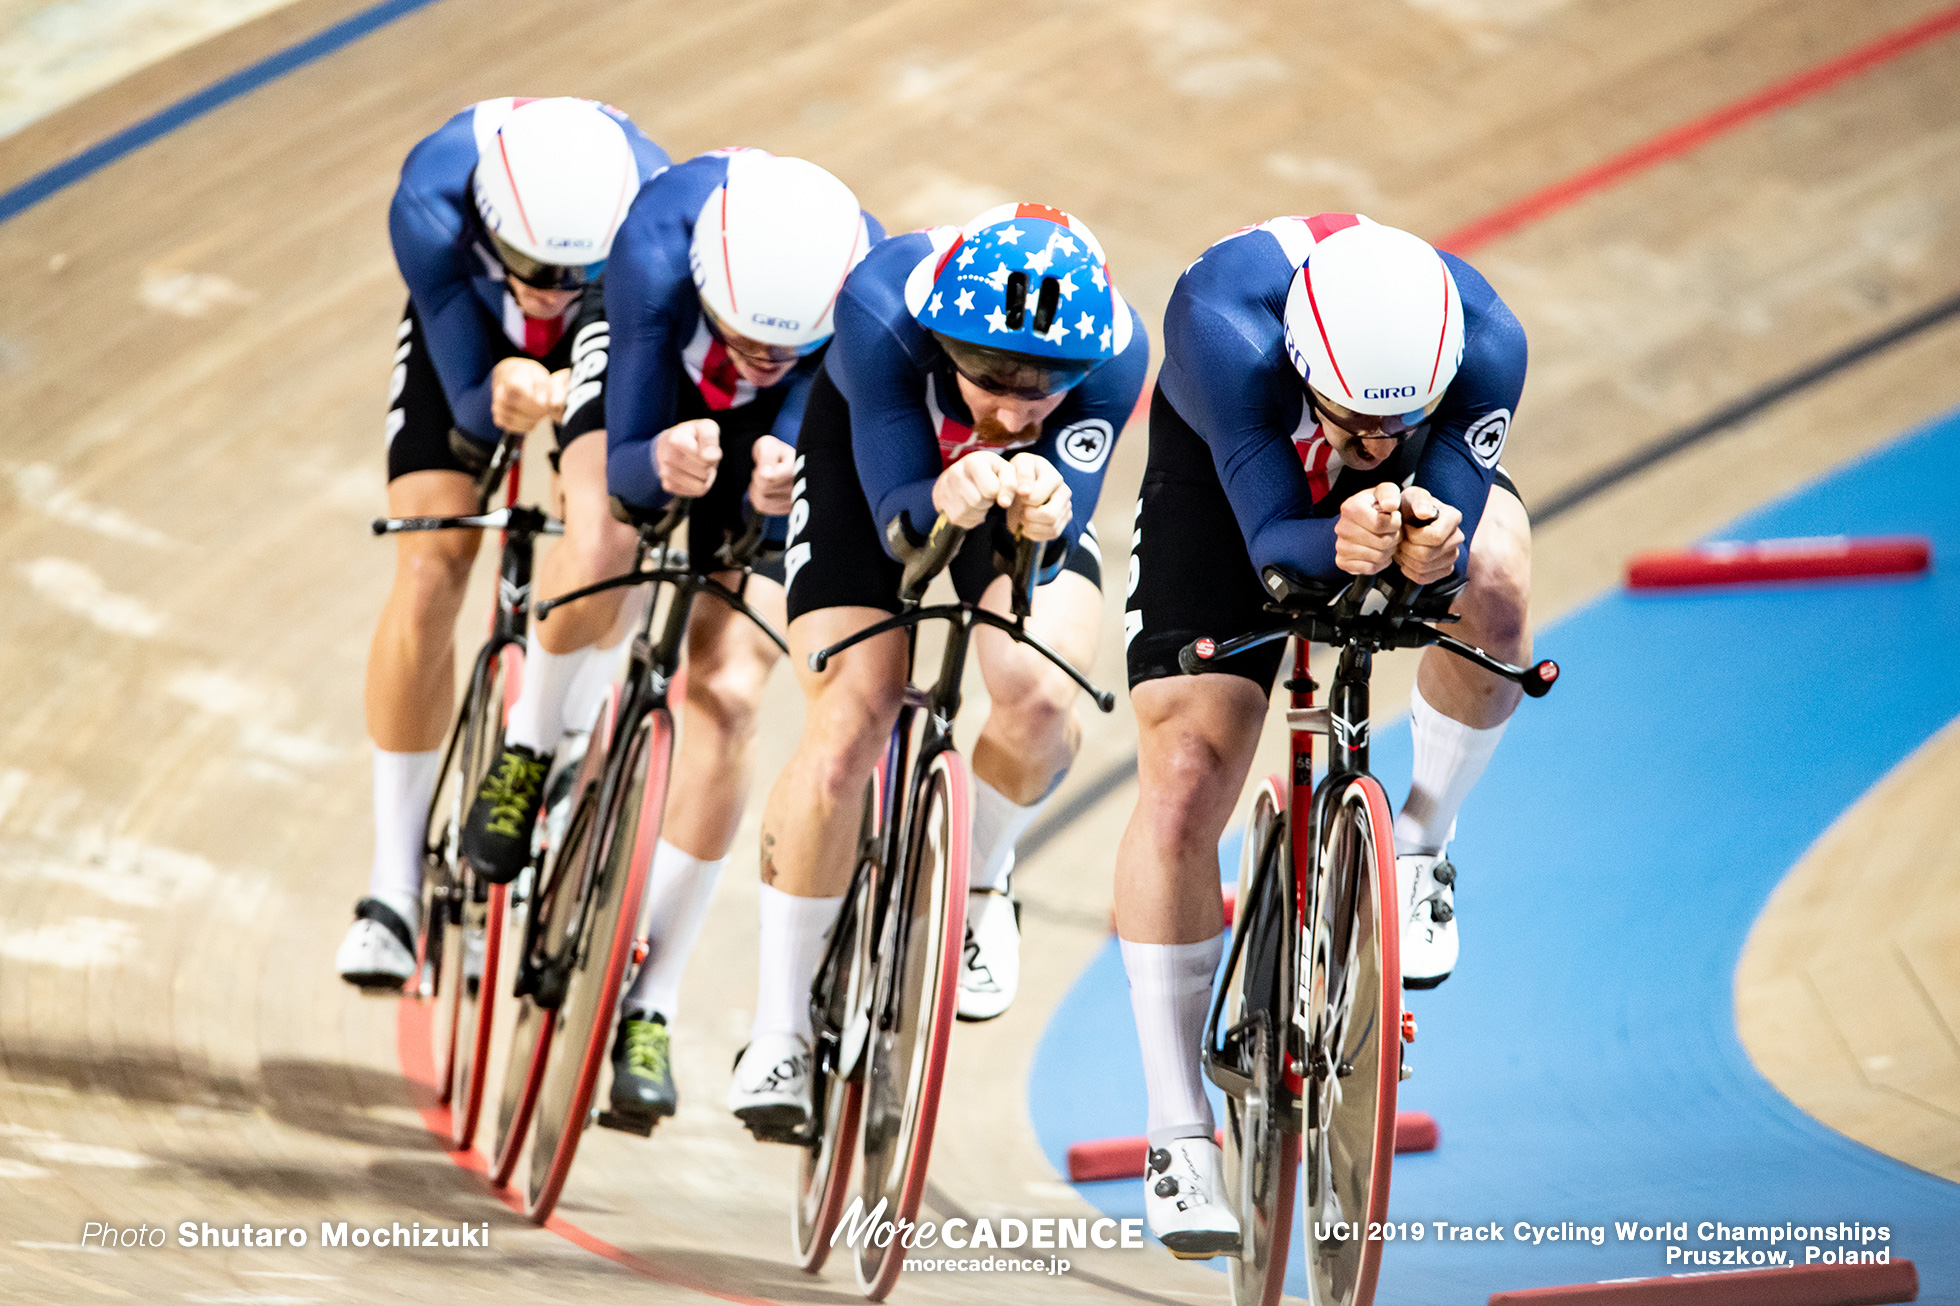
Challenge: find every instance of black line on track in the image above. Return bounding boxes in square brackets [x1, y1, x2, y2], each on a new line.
[1020, 289, 1960, 858]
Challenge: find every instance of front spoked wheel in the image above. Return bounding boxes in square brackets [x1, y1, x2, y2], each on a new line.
[854, 749, 970, 1301]
[1300, 777, 1400, 1306]
[1221, 777, 1299, 1306]
[524, 706, 673, 1221]
[794, 762, 883, 1270]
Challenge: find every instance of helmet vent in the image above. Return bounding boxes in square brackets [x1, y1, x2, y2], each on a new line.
[1032, 276, 1061, 335]
[1005, 271, 1029, 329]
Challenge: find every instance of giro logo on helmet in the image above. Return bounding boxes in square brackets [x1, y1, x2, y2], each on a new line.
[1363, 386, 1419, 400]
[751, 313, 801, 330]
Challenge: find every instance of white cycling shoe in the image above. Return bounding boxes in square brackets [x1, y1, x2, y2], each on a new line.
[1397, 851, 1458, 990]
[335, 897, 417, 994]
[956, 889, 1019, 1022]
[728, 1032, 811, 1142]
[1144, 1137, 1241, 1260]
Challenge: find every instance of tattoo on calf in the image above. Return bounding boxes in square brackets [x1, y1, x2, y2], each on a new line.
[761, 833, 778, 886]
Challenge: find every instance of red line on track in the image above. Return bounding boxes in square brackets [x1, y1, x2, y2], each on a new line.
[393, 994, 783, 1306]
[1439, 1, 1960, 252]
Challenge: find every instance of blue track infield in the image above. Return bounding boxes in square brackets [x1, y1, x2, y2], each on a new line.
[1028, 410, 1960, 1302]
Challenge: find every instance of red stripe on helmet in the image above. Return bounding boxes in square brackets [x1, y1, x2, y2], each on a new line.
[814, 216, 865, 334]
[495, 131, 539, 247]
[1426, 257, 1451, 394]
[1305, 212, 1360, 242]
[1301, 265, 1353, 399]
[1015, 202, 1070, 225]
[932, 234, 965, 282]
[719, 184, 738, 313]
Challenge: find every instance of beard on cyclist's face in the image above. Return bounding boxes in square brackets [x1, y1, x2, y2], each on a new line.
[954, 375, 1066, 448]
[507, 277, 581, 321]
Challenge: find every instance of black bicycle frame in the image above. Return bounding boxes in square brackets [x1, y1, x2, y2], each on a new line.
[799, 518, 1116, 1139]
[517, 499, 788, 1003]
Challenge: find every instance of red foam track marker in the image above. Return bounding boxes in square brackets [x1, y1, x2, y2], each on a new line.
[1625, 536, 1929, 589]
[1066, 1112, 1438, 1182]
[1489, 1259, 1917, 1306]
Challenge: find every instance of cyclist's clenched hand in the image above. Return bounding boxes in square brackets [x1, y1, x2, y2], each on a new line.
[491, 357, 561, 432]
[748, 434, 795, 517]
[1394, 486, 1463, 585]
[1335, 482, 1403, 575]
[932, 451, 1017, 530]
[1004, 453, 1071, 542]
[655, 418, 721, 497]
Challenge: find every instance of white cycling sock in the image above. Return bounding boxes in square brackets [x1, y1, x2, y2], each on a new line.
[562, 632, 629, 737]
[504, 632, 582, 756]
[1120, 932, 1225, 1149]
[1393, 682, 1509, 857]
[368, 747, 439, 930]
[751, 884, 844, 1043]
[622, 840, 725, 1022]
[968, 775, 1050, 895]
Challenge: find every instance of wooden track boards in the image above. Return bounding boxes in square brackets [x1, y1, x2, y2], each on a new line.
[1, 0, 1958, 1300]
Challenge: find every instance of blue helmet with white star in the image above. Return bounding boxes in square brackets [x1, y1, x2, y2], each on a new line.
[903, 203, 1134, 372]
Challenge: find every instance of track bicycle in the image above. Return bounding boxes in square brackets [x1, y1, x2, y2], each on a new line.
[372, 428, 560, 1154]
[792, 515, 1117, 1301]
[483, 497, 787, 1222]
[1185, 567, 1558, 1306]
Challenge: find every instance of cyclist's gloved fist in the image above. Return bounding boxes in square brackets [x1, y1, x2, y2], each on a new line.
[1393, 486, 1464, 585]
[932, 450, 1017, 530]
[655, 418, 722, 498]
[1335, 482, 1404, 575]
[747, 434, 795, 517]
[491, 357, 562, 432]
[1003, 453, 1071, 542]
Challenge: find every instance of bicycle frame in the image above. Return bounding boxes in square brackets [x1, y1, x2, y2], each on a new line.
[802, 520, 1116, 1138]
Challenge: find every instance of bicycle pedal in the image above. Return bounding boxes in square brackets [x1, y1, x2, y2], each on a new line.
[595, 1109, 657, 1138]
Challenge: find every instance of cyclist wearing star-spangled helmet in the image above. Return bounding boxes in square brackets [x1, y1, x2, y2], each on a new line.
[1114, 212, 1533, 1256]
[723, 204, 1149, 1140]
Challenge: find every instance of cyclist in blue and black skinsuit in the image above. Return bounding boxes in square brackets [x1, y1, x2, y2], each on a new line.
[337, 96, 666, 996]
[1117, 213, 1532, 1255]
[727, 204, 1149, 1142]
[462, 146, 882, 1134]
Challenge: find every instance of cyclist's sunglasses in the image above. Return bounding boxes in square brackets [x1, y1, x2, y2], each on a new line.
[934, 334, 1093, 402]
[489, 230, 603, 292]
[1308, 388, 1443, 442]
[702, 304, 826, 364]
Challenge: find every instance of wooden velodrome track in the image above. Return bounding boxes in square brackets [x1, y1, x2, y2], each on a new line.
[1, 0, 1957, 1301]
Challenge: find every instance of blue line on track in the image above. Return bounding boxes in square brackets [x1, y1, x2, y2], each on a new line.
[1030, 411, 1960, 1302]
[0, 0, 443, 225]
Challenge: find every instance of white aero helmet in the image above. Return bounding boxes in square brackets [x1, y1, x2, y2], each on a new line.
[1282, 219, 1465, 420]
[689, 151, 871, 353]
[471, 98, 639, 289]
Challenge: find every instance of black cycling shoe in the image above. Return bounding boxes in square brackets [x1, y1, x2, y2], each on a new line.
[598, 1011, 676, 1136]
[461, 744, 553, 884]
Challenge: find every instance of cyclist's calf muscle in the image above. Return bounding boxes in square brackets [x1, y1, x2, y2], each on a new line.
[366, 467, 483, 752]
[1114, 673, 1268, 945]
